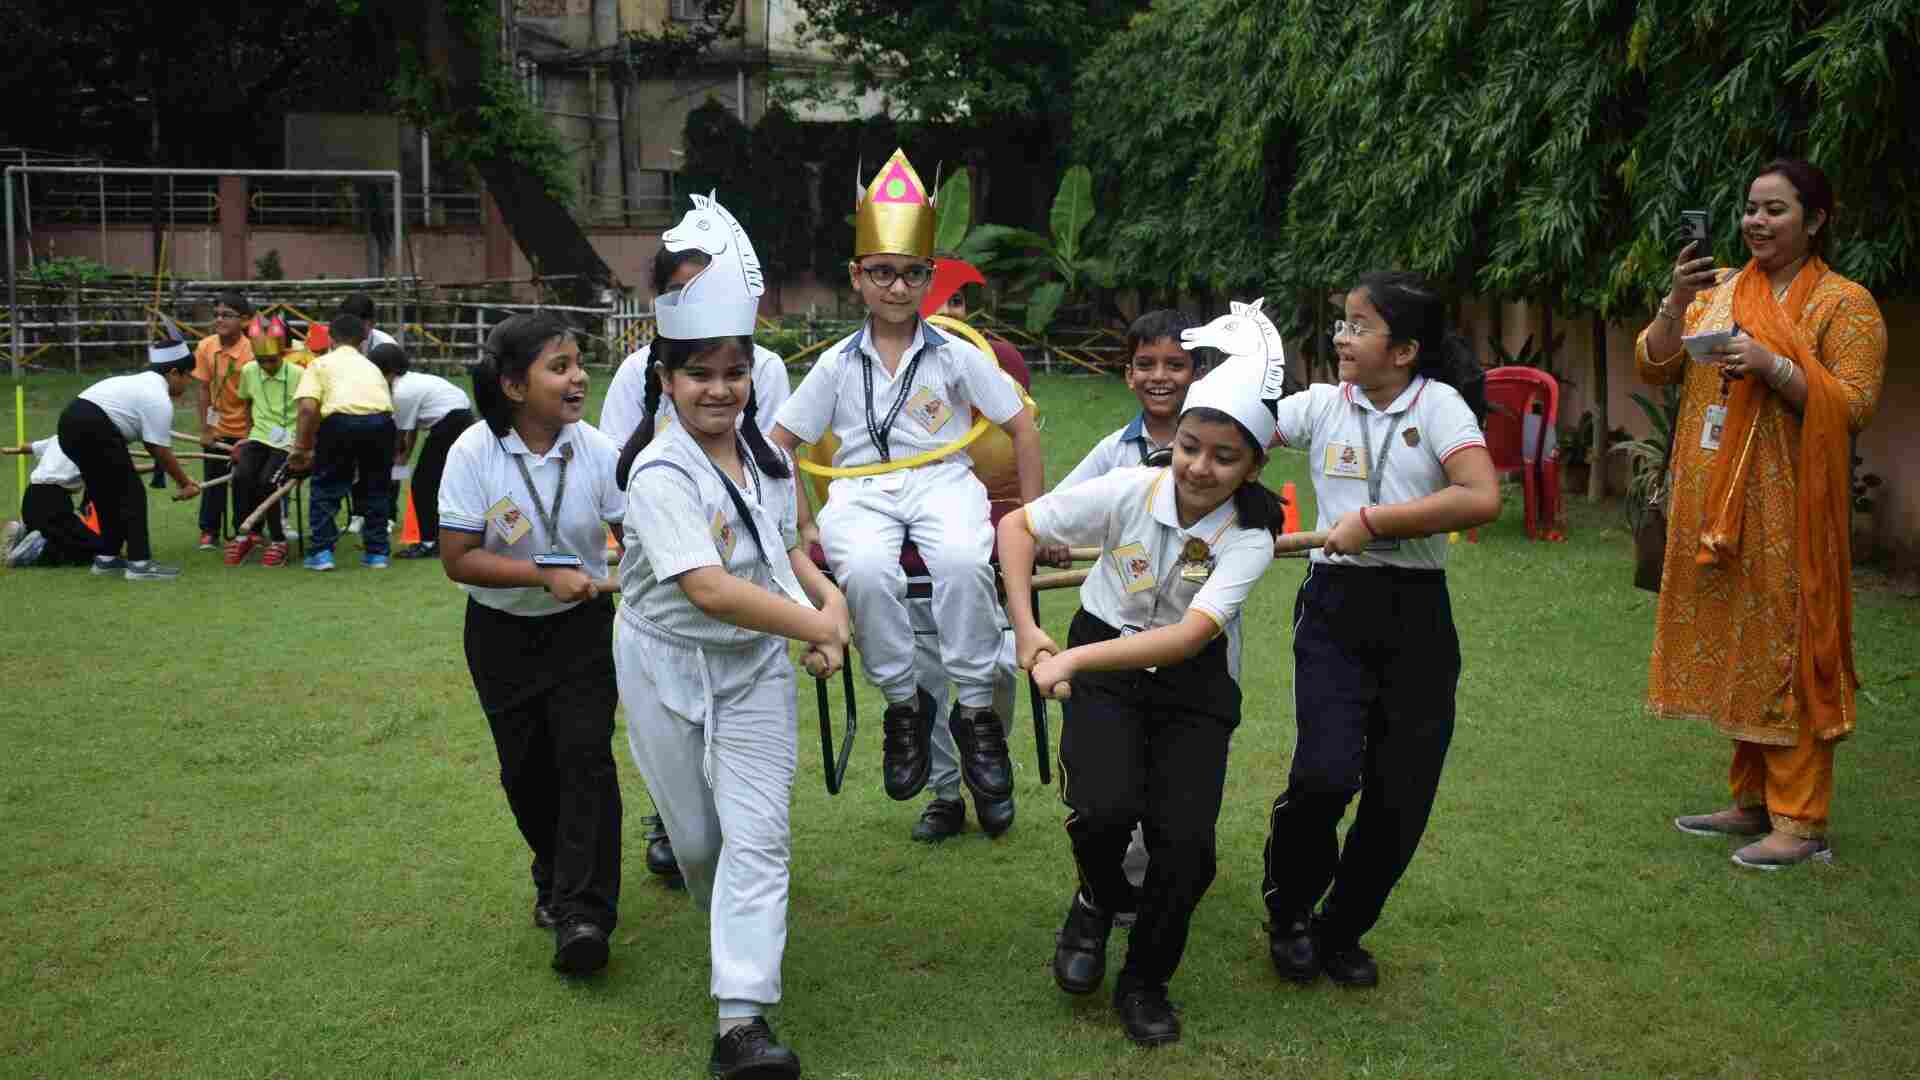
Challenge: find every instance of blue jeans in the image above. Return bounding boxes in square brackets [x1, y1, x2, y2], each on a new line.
[310, 413, 397, 556]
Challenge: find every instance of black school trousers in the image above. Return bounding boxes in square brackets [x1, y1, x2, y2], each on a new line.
[1262, 562, 1459, 951]
[1058, 609, 1239, 996]
[464, 595, 623, 931]
[55, 399, 150, 562]
[22, 483, 111, 565]
[411, 409, 473, 542]
[231, 441, 291, 542]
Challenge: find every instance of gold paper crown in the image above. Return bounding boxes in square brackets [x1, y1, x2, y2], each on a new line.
[854, 148, 936, 258]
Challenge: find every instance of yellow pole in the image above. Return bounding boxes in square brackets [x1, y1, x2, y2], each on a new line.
[14, 384, 24, 512]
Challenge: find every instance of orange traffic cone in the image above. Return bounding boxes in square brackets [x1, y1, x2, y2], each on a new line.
[398, 485, 421, 545]
[606, 526, 620, 553]
[80, 501, 101, 535]
[1281, 482, 1301, 534]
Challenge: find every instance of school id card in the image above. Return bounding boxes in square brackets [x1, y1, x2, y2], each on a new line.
[485, 496, 531, 545]
[1110, 542, 1156, 594]
[1324, 442, 1367, 480]
[904, 386, 954, 434]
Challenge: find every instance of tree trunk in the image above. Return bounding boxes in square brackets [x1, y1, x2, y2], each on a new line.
[372, 1, 618, 308]
[1588, 313, 1608, 501]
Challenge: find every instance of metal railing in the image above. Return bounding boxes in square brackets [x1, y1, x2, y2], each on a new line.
[33, 182, 222, 225]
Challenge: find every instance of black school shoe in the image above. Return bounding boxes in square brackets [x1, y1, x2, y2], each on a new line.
[880, 689, 937, 801]
[1267, 915, 1320, 983]
[1320, 940, 1379, 987]
[393, 541, 439, 559]
[1113, 986, 1181, 1046]
[973, 790, 1015, 837]
[552, 919, 609, 975]
[911, 796, 966, 842]
[533, 901, 559, 930]
[947, 703, 1013, 800]
[709, 1017, 801, 1078]
[642, 814, 683, 886]
[1052, 891, 1113, 995]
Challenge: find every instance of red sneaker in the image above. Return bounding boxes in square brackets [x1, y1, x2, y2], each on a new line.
[223, 534, 259, 566]
[198, 531, 217, 551]
[262, 541, 289, 567]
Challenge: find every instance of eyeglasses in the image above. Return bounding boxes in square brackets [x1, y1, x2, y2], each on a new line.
[214, 309, 244, 319]
[1330, 319, 1388, 340]
[856, 263, 934, 290]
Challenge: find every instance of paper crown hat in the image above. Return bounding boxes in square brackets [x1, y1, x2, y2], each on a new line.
[148, 312, 191, 366]
[1179, 298, 1292, 449]
[248, 315, 287, 357]
[919, 258, 986, 318]
[655, 192, 765, 340]
[855, 148, 937, 259]
[305, 323, 332, 352]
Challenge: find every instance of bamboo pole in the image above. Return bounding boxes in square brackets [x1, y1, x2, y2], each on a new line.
[236, 477, 300, 535]
[135, 449, 228, 462]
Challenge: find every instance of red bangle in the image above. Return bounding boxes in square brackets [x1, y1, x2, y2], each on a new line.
[1359, 506, 1379, 537]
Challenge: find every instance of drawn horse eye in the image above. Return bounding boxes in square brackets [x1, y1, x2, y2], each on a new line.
[1224, 321, 1239, 332]
[697, 220, 711, 230]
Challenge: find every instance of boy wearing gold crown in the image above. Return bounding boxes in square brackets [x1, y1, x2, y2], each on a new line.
[771, 149, 1044, 821]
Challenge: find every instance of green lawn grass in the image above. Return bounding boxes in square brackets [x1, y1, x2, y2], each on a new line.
[3, 369, 1918, 1078]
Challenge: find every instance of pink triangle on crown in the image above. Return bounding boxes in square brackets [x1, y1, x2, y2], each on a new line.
[871, 160, 926, 205]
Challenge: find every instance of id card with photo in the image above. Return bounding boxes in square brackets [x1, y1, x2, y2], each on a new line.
[485, 496, 531, 545]
[1700, 404, 1727, 452]
[711, 510, 738, 562]
[1324, 442, 1367, 480]
[904, 386, 953, 434]
[1110, 541, 1156, 594]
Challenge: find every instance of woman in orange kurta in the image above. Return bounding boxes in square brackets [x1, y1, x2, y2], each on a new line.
[1635, 159, 1886, 870]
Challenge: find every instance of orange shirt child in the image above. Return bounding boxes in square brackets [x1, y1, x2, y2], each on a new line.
[195, 333, 256, 440]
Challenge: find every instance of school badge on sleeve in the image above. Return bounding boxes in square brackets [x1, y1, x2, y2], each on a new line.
[1110, 541, 1156, 594]
[1403, 427, 1421, 448]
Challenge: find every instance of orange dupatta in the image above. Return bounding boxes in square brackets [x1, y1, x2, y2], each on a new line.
[1695, 256, 1857, 740]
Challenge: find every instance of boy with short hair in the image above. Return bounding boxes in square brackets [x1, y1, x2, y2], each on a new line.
[1057, 311, 1205, 488]
[287, 313, 397, 571]
[371, 342, 474, 559]
[3, 436, 113, 567]
[193, 290, 255, 547]
[225, 316, 305, 566]
[771, 149, 1044, 817]
[340, 293, 399, 351]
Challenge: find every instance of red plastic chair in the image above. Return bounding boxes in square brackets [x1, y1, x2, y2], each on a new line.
[1482, 366, 1562, 540]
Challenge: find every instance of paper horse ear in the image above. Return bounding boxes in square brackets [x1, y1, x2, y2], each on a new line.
[148, 311, 191, 365]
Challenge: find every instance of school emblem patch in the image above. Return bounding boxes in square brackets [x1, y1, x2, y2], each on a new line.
[1181, 538, 1211, 564]
[1403, 427, 1421, 448]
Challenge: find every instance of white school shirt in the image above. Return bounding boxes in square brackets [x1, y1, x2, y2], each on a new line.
[391, 372, 472, 431]
[1026, 466, 1274, 645]
[437, 420, 626, 617]
[29, 437, 82, 492]
[1056, 412, 1165, 491]
[773, 318, 1026, 470]
[77, 370, 175, 445]
[366, 327, 400, 351]
[619, 420, 810, 648]
[597, 343, 791, 450]
[1272, 377, 1486, 570]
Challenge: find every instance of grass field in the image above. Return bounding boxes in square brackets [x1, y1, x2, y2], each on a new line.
[3, 368, 1918, 1079]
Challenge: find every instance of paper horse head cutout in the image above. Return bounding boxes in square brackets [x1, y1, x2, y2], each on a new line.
[657, 191, 764, 340]
[1179, 298, 1294, 448]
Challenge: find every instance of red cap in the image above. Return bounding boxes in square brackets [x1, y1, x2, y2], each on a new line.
[919, 258, 987, 318]
[305, 323, 331, 352]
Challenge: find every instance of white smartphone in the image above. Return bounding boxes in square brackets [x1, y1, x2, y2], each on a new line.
[1682, 328, 1732, 361]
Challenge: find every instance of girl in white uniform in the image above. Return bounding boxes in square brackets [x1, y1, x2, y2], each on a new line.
[999, 352, 1285, 1048]
[436, 313, 627, 977]
[1259, 271, 1499, 990]
[614, 195, 849, 1080]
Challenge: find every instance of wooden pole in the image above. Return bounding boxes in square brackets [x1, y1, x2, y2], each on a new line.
[1588, 313, 1608, 503]
[236, 477, 300, 535]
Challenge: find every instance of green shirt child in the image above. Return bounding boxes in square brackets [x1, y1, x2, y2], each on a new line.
[236, 356, 306, 449]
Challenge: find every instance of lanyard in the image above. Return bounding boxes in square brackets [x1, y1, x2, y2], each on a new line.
[704, 439, 770, 565]
[510, 444, 570, 554]
[1355, 400, 1408, 507]
[859, 339, 924, 463]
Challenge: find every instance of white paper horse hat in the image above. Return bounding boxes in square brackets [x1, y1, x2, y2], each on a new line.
[1178, 298, 1292, 448]
[655, 192, 764, 340]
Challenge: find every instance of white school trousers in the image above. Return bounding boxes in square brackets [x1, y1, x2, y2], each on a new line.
[616, 616, 796, 1010]
[817, 461, 999, 709]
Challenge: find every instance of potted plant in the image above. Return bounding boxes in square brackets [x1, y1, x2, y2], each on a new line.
[1558, 411, 1630, 493]
[1614, 386, 1682, 591]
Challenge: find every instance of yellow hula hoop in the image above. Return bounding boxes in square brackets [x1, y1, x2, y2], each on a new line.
[795, 314, 1004, 478]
